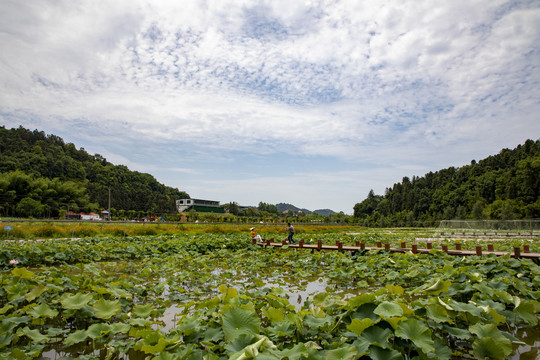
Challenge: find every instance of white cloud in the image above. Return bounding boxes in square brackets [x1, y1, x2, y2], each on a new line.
[1, 0, 540, 212]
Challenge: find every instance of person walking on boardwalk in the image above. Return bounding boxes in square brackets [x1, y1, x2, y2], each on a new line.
[286, 223, 295, 244]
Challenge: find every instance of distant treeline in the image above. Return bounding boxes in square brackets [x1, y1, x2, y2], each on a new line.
[0, 126, 189, 218]
[354, 139, 540, 226]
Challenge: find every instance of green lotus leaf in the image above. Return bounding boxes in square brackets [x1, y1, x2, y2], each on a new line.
[347, 318, 374, 335]
[325, 344, 357, 360]
[11, 267, 35, 280]
[267, 321, 294, 338]
[385, 284, 404, 295]
[83, 264, 101, 276]
[304, 314, 333, 330]
[422, 278, 451, 295]
[222, 306, 261, 341]
[432, 339, 452, 360]
[0, 304, 14, 315]
[373, 301, 403, 318]
[472, 337, 512, 360]
[353, 302, 380, 322]
[280, 343, 309, 360]
[229, 336, 268, 360]
[312, 292, 343, 308]
[262, 306, 285, 323]
[92, 299, 121, 320]
[225, 334, 257, 353]
[24, 285, 47, 302]
[486, 307, 506, 324]
[6, 283, 28, 302]
[426, 304, 453, 324]
[4, 316, 30, 325]
[360, 326, 393, 348]
[351, 337, 370, 356]
[219, 285, 239, 300]
[137, 331, 168, 354]
[448, 300, 483, 318]
[61, 292, 93, 310]
[469, 323, 512, 358]
[17, 327, 48, 343]
[368, 346, 404, 360]
[63, 329, 88, 346]
[109, 287, 132, 300]
[132, 304, 154, 318]
[87, 323, 112, 339]
[202, 327, 224, 342]
[26, 303, 58, 319]
[514, 300, 538, 325]
[0, 332, 12, 348]
[110, 322, 131, 334]
[129, 318, 151, 326]
[442, 325, 471, 340]
[395, 318, 435, 354]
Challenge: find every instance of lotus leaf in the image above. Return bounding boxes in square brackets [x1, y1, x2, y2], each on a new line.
[325, 344, 357, 360]
[132, 303, 154, 318]
[110, 322, 131, 334]
[346, 318, 375, 335]
[202, 326, 224, 342]
[0, 304, 13, 315]
[87, 323, 113, 339]
[222, 307, 261, 341]
[368, 346, 404, 360]
[373, 301, 403, 318]
[17, 327, 48, 343]
[360, 326, 393, 348]
[139, 333, 168, 354]
[422, 278, 451, 295]
[24, 285, 47, 302]
[425, 303, 453, 324]
[395, 318, 435, 354]
[514, 300, 539, 325]
[63, 329, 88, 346]
[228, 336, 273, 360]
[348, 293, 376, 309]
[92, 299, 121, 319]
[26, 303, 58, 319]
[11, 267, 35, 280]
[385, 284, 404, 295]
[61, 292, 93, 310]
[262, 306, 285, 323]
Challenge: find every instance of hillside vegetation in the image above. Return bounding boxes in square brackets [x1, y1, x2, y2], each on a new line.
[354, 139, 540, 226]
[0, 126, 189, 218]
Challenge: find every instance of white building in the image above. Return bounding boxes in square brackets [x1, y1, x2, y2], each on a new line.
[176, 199, 224, 213]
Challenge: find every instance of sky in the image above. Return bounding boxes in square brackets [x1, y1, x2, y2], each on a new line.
[1, 1, 539, 214]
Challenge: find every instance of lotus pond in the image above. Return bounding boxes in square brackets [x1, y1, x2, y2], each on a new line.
[1, 233, 539, 359]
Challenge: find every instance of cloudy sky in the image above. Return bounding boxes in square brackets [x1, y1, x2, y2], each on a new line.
[1, 0, 539, 213]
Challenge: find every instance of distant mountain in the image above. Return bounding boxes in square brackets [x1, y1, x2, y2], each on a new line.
[313, 209, 335, 216]
[275, 203, 312, 214]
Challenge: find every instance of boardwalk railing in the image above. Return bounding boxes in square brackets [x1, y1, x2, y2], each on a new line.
[253, 238, 540, 260]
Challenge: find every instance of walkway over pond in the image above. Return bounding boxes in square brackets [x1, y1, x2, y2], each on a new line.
[254, 238, 540, 260]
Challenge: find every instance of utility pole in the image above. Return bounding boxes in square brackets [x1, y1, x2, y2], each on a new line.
[108, 187, 111, 221]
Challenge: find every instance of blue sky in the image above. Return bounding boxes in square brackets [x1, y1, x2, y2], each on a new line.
[1, 0, 539, 213]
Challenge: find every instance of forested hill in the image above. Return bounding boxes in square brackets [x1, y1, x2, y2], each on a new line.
[354, 139, 540, 226]
[0, 126, 189, 217]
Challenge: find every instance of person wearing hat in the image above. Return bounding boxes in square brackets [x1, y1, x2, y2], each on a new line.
[250, 227, 262, 242]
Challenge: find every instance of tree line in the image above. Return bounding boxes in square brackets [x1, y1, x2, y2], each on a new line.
[0, 126, 189, 218]
[354, 139, 540, 226]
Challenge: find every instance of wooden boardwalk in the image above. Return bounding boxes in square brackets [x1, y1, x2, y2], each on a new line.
[254, 239, 540, 260]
